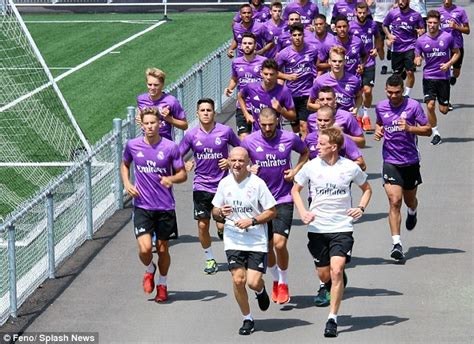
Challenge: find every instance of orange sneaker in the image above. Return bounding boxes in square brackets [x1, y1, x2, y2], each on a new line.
[271, 281, 279, 303]
[143, 264, 156, 294]
[357, 116, 363, 129]
[277, 283, 290, 304]
[155, 284, 168, 302]
[362, 116, 373, 132]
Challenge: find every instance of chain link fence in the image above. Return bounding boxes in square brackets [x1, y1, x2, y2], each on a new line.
[0, 40, 234, 326]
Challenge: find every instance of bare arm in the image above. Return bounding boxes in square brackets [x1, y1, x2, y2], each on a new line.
[160, 168, 187, 188]
[346, 181, 372, 220]
[120, 161, 139, 198]
[291, 183, 316, 224]
[225, 76, 238, 97]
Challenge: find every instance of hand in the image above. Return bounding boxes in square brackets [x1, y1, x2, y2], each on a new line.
[347, 207, 364, 220]
[244, 113, 255, 124]
[440, 62, 451, 72]
[300, 210, 315, 224]
[287, 73, 299, 81]
[234, 218, 252, 230]
[386, 35, 395, 47]
[224, 87, 234, 97]
[356, 64, 365, 75]
[218, 158, 229, 170]
[414, 56, 422, 67]
[271, 98, 282, 112]
[374, 126, 384, 141]
[125, 183, 139, 198]
[160, 176, 173, 188]
[227, 49, 234, 59]
[283, 168, 296, 182]
[221, 204, 233, 217]
[248, 164, 259, 174]
[398, 118, 410, 132]
[185, 160, 195, 172]
[369, 48, 378, 57]
[160, 106, 171, 122]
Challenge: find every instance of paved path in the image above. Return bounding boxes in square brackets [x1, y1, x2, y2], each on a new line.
[7, 4, 474, 343]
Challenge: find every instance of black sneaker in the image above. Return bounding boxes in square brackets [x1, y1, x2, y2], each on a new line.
[324, 318, 338, 337]
[390, 243, 404, 260]
[381, 65, 388, 75]
[430, 134, 442, 145]
[239, 319, 255, 335]
[406, 211, 417, 230]
[448, 103, 454, 111]
[255, 287, 270, 311]
[314, 285, 330, 307]
[387, 50, 392, 61]
[343, 270, 348, 288]
[450, 76, 457, 86]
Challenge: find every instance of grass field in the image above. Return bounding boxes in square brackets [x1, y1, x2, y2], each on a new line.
[0, 11, 233, 218]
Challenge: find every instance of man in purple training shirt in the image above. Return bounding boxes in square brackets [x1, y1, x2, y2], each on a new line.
[277, 22, 319, 138]
[414, 10, 460, 145]
[332, 0, 361, 24]
[313, 14, 337, 74]
[277, 11, 318, 52]
[136, 68, 188, 141]
[241, 108, 309, 305]
[383, 0, 425, 97]
[121, 107, 187, 303]
[374, 74, 431, 261]
[283, 0, 320, 29]
[263, 1, 286, 58]
[179, 99, 241, 275]
[234, 0, 271, 24]
[238, 58, 296, 132]
[225, 32, 266, 139]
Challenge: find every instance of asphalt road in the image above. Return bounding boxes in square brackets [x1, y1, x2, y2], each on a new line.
[3, 3, 473, 344]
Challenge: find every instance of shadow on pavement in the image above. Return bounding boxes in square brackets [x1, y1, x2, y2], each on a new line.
[404, 246, 465, 260]
[343, 286, 403, 300]
[438, 137, 474, 144]
[147, 289, 227, 304]
[366, 172, 381, 181]
[279, 295, 316, 310]
[348, 256, 396, 267]
[337, 314, 409, 334]
[256, 317, 313, 332]
[356, 212, 388, 224]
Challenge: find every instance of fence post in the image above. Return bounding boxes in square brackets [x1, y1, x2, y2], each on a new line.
[217, 53, 223, 113]
[46, 193, 55, 279]
[197, 69, 203, 100]
[7, 224, 17, 318]
[85, 160, 93, 240]
[113, 118, 124, 210]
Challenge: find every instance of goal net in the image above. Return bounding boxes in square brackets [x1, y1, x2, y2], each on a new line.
[0, 0, 91, 217]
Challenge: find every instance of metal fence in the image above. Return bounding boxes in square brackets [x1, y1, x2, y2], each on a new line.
[0, 40, 233, 326]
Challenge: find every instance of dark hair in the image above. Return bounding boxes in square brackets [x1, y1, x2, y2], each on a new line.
[249, 0, 264, 3]
[318, 86, 336, 96]
[242, 32, 257, 42]
[262, 58, 279, 71]
[427, 10, 441, 21]
[356, 2, 369, 10]
[314, 14, 327, 22]
[289, 22, 304, 34]
[334, 14, 349, 25]
[287, 10, 301, 18]
[386, 74, 404, 88]
[271, 1, 282, 9]
[197, 98, 215, 110]
[240, 4, 252, 11]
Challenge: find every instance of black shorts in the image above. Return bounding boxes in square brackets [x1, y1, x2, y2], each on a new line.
[267, 202, 294, 239]
[423, 79, 450, 105]
[193, 190, 225, 223]
[133, 207, 178, 240]
[307, 232, 354, 268]
[453, 47, 464, 69]
[292, 96, 310, 124]
[362, 65, 376, 87]
[382, 162, 422, 190]
[225, 250, 267, 273]
[392, 49, 416, 73]
[235, 108, 252, 135]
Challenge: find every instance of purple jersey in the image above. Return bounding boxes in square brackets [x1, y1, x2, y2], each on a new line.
[179, 123, 240, 193]
[307, 108, 364, 137]
[314, 32, 337, 61]
[240, 82, 295, 131]
[234, 5, 271, 23]
[305, 131, 362, 160]
[310, 72, 361, 111]
[375, 98, 428, 165]
[137, 93, 186, 141]
[334, 35, 366, 75]
[332, 0, 357, 22]
[263, 19, 286, 58]
[439, 5, 469, 48]
[383, 8, 424, 52]
[276, 43, 319, 96]
[415, 31, 455, 80]
[232, 21, 272, 57]
[277, 27, 318, 52]
[349, 19, 379, 67]
[232, 55, 266, 109]
[123, 137, 184, 211]
[241, 129, 307, 203]
[283, 1, 320, 28]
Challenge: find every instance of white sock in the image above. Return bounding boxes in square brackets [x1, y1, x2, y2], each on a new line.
[407, 207, 417, 215]
[243, 313, 253, 321]
[204, 247, 214, 261]
[158, 275, 167, 286]
[146, 261, 156, 274]
[256, 287, 265, 295]
[328, 313, 338, 323]
[432, 126, 440, 136]
[268, 265, 279, 282]
[404, 87, 412, 96]
[278, 267, 288, 285]
[392, 235, 401, 245]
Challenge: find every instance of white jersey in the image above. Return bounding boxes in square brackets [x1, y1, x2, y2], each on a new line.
[212, 173, 277, 252]
[294, 156, 367, 234]
[374, 0, 395, 23]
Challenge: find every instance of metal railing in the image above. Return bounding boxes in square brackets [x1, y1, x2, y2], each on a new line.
[0, 39, 234, 326]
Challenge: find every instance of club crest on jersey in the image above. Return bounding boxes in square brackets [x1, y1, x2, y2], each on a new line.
[215, 137, 222, 145]
[254, 65, 260, 72]
[278, 143, 285, 152]
[439, 40, 444, 47]
[345, 84, 352, 91]
[157, 151, 164, 160]
[400, 111, 407, 119]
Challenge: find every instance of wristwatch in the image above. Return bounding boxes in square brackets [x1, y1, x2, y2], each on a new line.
[251, 217, 258, 226]
[358, 206, 365, 213]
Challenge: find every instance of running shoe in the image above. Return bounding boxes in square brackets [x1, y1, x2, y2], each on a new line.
[255, 287, 270, 311]
[324, 318, 338, 337]
[143, 263, 156, 294]
[271, 281, 279, 303]
[430, 134, 442, 145]
[357, 116, 363, 129]
[204, 259, 218, 275]
[448, 103, 454, 111]
[450, 76, 457, 86]
[406, 211, 417, 230]
[362, 116, 373, 132]
[390, 243, 404, 261]
[343, 270, 348, 288]
[239, 319, 255, 335]
[314, 285, 330, 307]
[277, 283, 290, 304]
[154, 284, 168, 302]
[381, 65, 388, 75]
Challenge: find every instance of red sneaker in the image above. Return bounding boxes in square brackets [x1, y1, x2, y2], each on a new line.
[362, 116, 373, 132]
[277, 283, 290, 304]
[357, 116, 363, 129]
[142, 265, 156, 294]
[155, 285, 168, 302]
[271, 281, 279, 303]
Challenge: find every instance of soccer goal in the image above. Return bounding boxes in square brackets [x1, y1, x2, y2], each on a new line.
[0, 0, 91, 216]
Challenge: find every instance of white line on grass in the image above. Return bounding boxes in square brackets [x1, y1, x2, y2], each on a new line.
[24, 19, 163, 24]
